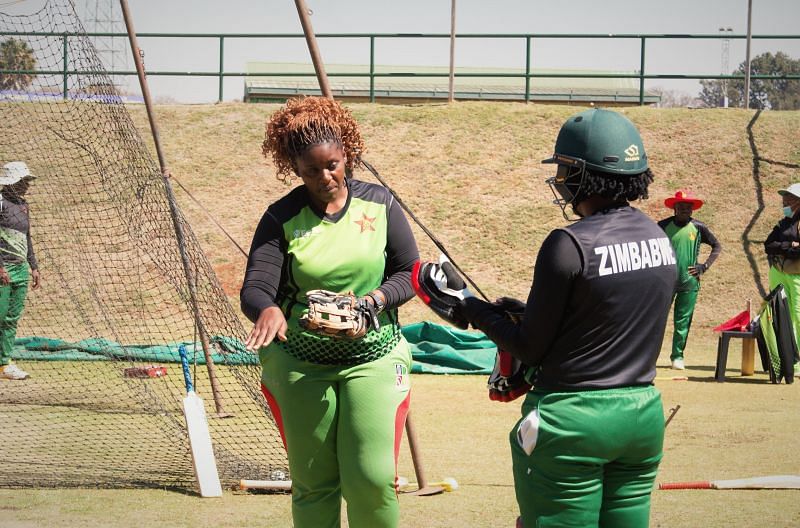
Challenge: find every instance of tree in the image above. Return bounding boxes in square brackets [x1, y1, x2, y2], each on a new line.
[651, 87, 700, 108]
[0, 38, 37, 91]
[698, 79, 730, 108]
[698, 52, 800, 110]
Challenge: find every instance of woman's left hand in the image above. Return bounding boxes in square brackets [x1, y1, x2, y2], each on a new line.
[30, 269, 41, 290]
[245, 306, 288, 351]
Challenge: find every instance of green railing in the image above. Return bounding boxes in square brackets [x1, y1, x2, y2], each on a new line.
[1, 31, 799, 104]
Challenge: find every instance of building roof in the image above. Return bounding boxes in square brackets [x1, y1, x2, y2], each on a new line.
[244, 62, 660, 105]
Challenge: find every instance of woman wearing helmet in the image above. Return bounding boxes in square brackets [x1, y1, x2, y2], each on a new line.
[417, 108, 677, 527]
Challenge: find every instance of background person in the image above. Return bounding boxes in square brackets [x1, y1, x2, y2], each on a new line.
[658, 190, 722, 370]
[0, 161, 41, 381]
[240, 96, 419, 528]
[415, 108, 677, 528]
[764, 182, 800, 373]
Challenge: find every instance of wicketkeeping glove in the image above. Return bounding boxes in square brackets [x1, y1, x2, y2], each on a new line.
[412, 254, 474, 329]
[486, 297, 532, 403]
[299, 289, 380, 339]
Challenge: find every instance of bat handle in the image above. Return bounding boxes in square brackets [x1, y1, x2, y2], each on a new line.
[178, 344, 194, 393]
[658, 481, 712, 490]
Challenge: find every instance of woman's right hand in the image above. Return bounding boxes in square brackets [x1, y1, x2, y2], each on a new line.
[245, 306, 288, 351]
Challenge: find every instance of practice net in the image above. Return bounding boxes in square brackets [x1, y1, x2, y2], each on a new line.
[0, 0, 288, 490]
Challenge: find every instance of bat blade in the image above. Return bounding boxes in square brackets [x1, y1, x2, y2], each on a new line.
[183, 390, 223, 497]
[712, 475, 800, 489]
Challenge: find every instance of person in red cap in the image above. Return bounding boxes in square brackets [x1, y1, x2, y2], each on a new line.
[658, 190, 722, 369]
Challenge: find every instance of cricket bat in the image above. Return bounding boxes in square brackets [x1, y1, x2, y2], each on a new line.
[179, 345, 223, 498]
[239, 479, 292, 492]
[659, 475, 800, 490]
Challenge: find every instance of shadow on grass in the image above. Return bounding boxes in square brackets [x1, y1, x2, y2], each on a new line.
[688, 375, 772, 385]
[742, 109, 768, 299]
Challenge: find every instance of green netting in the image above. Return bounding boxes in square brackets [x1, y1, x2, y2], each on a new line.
[0, 0, 287, 491]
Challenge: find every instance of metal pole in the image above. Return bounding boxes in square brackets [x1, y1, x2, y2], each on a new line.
[719, 27, 732, 108]
[119, 0, 229, 416]
[638, 37, 646, 106]
[448, 0, 456, 103]
[524, 36, 531, 103]
[369, 35, 375, 103]
[293, 0, 332, 98]
[744, 0, 753, 109]
[218, 36, 225, 103]
[62, 34, 68, 100]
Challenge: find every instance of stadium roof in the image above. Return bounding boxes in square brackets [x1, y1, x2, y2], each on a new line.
[244, 62, 660, 105]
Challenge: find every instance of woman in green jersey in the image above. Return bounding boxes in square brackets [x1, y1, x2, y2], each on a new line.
[0, 161, 41, 380]
[241, 97, 419, 528]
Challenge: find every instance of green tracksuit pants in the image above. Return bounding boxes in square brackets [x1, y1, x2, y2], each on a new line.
[260, 339, 412, 528]
[511, 386, 664, 528]
[0, 263, 29, 366]
[670, 289, 698, 361]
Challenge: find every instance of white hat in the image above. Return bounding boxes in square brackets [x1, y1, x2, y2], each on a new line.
[778, 183, 800, 199]
[0, 162, 36, 186]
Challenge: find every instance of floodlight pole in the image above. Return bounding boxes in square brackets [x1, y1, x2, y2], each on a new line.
[120, 0, 229, 416]
[293, 1, 439, 495]
[448, 0, 456, 103]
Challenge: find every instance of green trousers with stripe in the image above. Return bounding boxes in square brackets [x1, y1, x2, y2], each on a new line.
[0, 263, 29, 366]
[260, 339, 411, 528]
[670, 289, 699, 361]
[768, 266, 800, 351]
[511, 386, 664, 528]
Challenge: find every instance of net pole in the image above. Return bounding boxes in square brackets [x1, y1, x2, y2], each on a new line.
[119, 0, 228, 416]
[293, 0, 332, 99]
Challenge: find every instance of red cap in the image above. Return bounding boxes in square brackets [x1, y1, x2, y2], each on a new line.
[664, 190, 703, 210]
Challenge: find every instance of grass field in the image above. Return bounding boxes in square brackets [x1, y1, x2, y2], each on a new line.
[2, 101, 799, 527]
[2, 336, 799, 527]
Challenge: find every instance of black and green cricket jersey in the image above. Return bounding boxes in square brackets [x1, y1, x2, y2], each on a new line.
[241, 177, 418, 365]
[657, 216, 721, 292]
[0, 195, 37, 270]
[463, 205, 678, 390]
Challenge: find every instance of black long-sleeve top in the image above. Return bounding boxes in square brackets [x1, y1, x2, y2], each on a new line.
[765, 211, 800, 266]
[462, 205, 677, 391]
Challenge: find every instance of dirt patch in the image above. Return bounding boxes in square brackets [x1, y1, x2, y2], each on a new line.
[214, 261, 245, 298]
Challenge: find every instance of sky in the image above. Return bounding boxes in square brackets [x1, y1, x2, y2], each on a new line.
[3, 0, 800, 103]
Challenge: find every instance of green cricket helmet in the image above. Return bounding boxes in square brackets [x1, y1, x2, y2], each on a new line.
[543, 108, 648, 219]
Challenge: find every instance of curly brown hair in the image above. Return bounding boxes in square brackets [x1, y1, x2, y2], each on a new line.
[262, 96, 365, 183]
